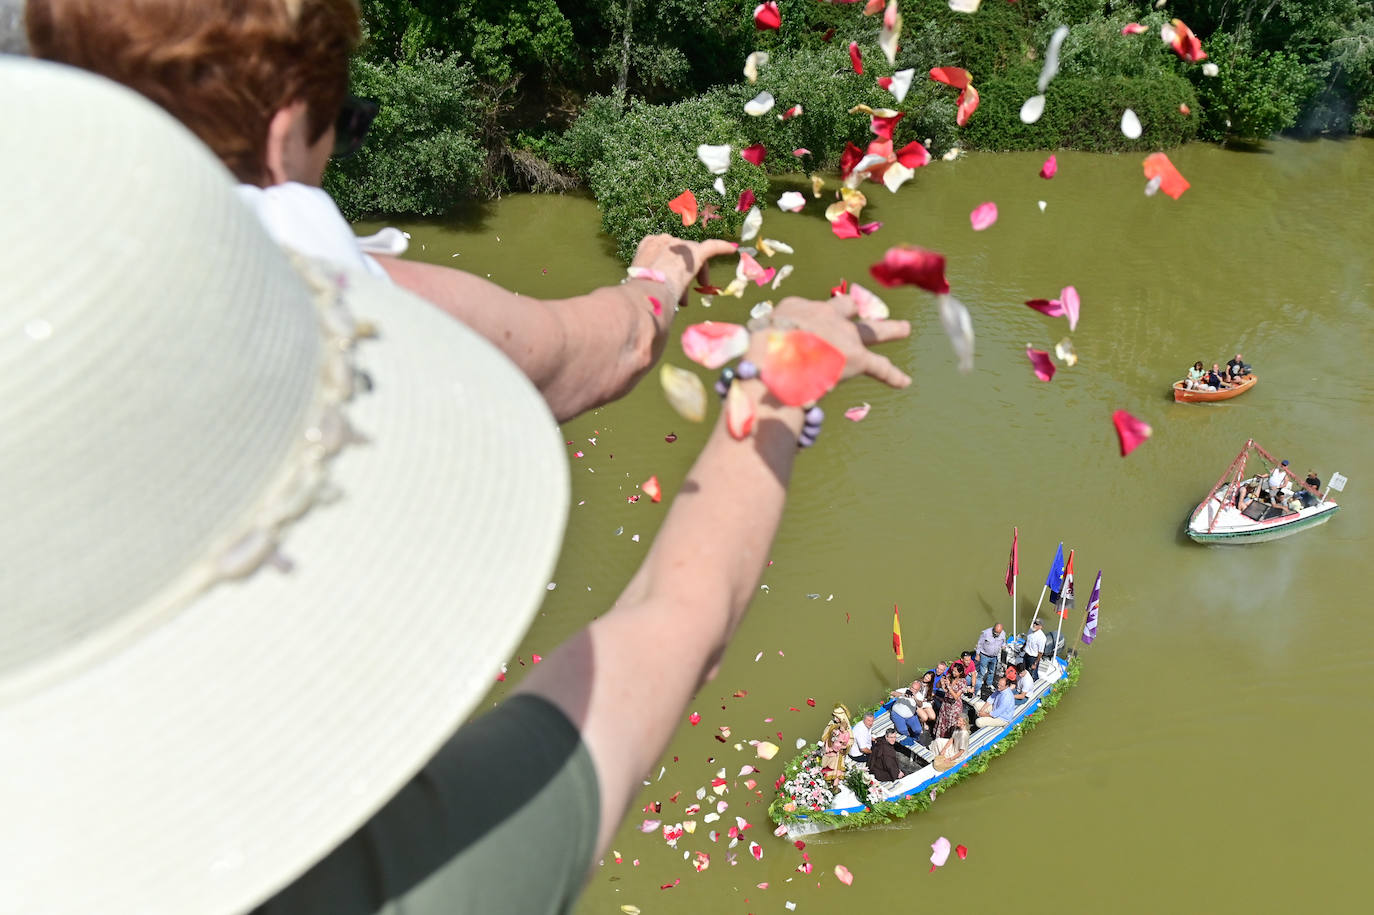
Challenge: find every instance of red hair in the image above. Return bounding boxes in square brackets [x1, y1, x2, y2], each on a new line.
[27, 0, 360, 183]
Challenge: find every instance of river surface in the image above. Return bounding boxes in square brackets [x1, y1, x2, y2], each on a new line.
[362, 138, 1373, 912]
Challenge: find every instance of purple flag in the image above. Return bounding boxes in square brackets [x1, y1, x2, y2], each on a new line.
[1081, 571, 1102, 644]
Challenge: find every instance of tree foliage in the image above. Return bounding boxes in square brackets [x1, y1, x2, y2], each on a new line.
[1190, 32, 1317, 140]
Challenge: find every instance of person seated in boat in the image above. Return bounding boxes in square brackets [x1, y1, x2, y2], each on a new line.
[868, 728, 909, 783]
[1184, 361, 1206, 390]
[1226, 352, 1250, 381]
[1205, 363, 1229, 390]
[1263, 460, 1290, 502]
[958, 650, 979, 692]
[848, 712, 875, 767]
[973, 675, 1017, 729]
[1004, 666, 1033, 704]
[914, 671, 938, 729]
[1300, 470, 1322, 508]
[1233, 482, 1256, 513]
[887, 680, 925, 741]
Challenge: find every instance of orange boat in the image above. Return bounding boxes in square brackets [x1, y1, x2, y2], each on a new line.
[1172, 373, 1257, 403]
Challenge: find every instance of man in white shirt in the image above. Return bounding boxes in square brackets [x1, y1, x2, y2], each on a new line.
[1022, 619, 1047, 681]
[1266, 460, 1290, 502]
[848, 712, 875, 765]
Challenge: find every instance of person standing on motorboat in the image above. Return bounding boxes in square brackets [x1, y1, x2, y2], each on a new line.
[1022, 619, 1047, 681]
[974, 623, 1006, 694]
[1265, 460, 1291, 502]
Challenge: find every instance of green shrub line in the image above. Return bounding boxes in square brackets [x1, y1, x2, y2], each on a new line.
[766, 657, 1082, 831]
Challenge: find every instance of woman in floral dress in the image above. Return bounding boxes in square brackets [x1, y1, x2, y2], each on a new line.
[935, 663, 968, 740]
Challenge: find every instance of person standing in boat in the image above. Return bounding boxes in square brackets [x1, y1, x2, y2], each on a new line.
[934, 664, 969, 744]
[974, 623, 1006, 693]
[1022, 619, 1047, 681]
[1265, 460, 1291, 502]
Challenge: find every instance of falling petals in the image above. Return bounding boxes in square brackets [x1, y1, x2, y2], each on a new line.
[741, 206, 763, 242]
[743, 51, 769, 83]
[839, 142, 865, 181]
[1121, 23, 1147, 36]
[753, 1, 780, 30]
[830, 212, 862, 239]
[1180, 103, 1191, 115]
[869, 112, 905, 141]
[1025, 298, 1064, 318]
[810, 175, 825, 197]
[834, 864, 855, 885]
[869, 246, 949, 294]
[1054, 337, 1078, 366]
[931, 836, 952, 868]
[1121, 109, 1142, 140]
[737, 251, 775, 286]
[929, 67, 972, 90]
[955, 844, 968, 860]
[1027, 346, 1056, 382]
[956, 85, 980, 126]
[969, 201, 998, 231]
[668, 190, 698, 226]
[1019, 94, 1046, 124]
[758, 330, 846, 406]
[756, 741, 779, 759]
[1201, 61, 1219, 77]
[689, 711, 701, 725]
[736, 188, 756, 212]
[848, 282, 889, 319]
[682, 322, 749, 369]
[777, 191, 806, 212]
[749, 841, 763, 861]
[1112, 410, 1152, 457]
[770, 264, 794, 290]
[1039, 154, 1057, 179]
[879, 68, 915, 103]
[759, 237, 793, 255]
[642, 475, 662, 502]
[879, 2, 902, 65]
[844, 402, 871, 421]
[896, 141, 930, 169]
[697, 144, 732, 175]
[1060, 286, 1080, 331]
[1165, 18, 1207, 62]
[1037, 26, 1069, 93]
[948, 0, 981, 10]
[792, 148, 810, 157]
[878, 161, 912, 193]
[725, 380, 756, 439]
[744, 93, 775, 117]
[849, 42, 864, 75]
[863, 0, 884, 13]
[660, 363, 707, 422]
[641, 819, 662, 833]
[1143, 152, 1189, 199]
[938, 293, 975, 372]
[741, 143, 767, 166]
[780, 104, 803, 120]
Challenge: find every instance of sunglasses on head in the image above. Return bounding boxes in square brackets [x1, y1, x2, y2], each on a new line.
[332, 94, 379, 159]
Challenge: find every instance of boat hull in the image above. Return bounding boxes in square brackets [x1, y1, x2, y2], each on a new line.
[1172, 374, 1256, 403]
[1187, 502, 1339, 543]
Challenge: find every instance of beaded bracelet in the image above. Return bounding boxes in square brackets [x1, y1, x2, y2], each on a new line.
[714, 359, 824, 448]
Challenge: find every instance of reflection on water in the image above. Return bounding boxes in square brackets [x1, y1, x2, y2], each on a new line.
[363, 138, 1374, 912]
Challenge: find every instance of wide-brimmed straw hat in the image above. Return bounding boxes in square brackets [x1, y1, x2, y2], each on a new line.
[0, 58, 568, 913]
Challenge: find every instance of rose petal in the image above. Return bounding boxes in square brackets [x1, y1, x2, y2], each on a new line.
[880, 68, 915, 103]
[780, 104, 803, 120]
[682, 322, 749, 369]
[642, 475, 662, 502]
[938, 293, 975, 372]
[1112, 409, 1152, 457]
[697, 144, 732, 175]
[1202, 61, 1219, 77]
[736, 188, 757, 212]
[660, 363, 707, 422]
[879, 2, 902, 65]
[869, 245, 949, 294]
[741, 205, 763, 242]
[834, 864, 855, 885]
[1027, 346, 1056, 382]
[1054, 337, 1078, 366]
[848, 282, 889, 319]
[1121, 109, 1142, 140]
[955, 844, 968, 860]
[1037, 25, 1069, 93]
[831, 212, 861, 239]
[641, 819, 662, 833]
[896, 141, 930, 169]
[849, 41, 864, 75]
[741, 143, 767, 166]
[929, 66, 972, 90]
[1121, 23, 1147, 35]
[956, 85, 980, 126]
[1059, 285, 1080, 331]
[948, 0, 981, 10]
[969, 201, 998, 231]
[1039, 154, 1057, 179]
[793, 148, 810, 157]
[737, 251, 774, 286]
[1180, 103, 1191, 115]
[863, 0, 884, 13]
[844, 402, 871, 421]
[744, 92, 775, 117]
[882, 161, 915, 193]
[1025, 298, 1065, 318]
[689, 711, 701, 725]
[869, 111, 904, 141]
[753, 1, 781, 30]
[756, 741, 779, 760]
[668, 190, 697, 227]
[743, 50, 769, 83]
[931, 836, 951, 867]
[749, 841, 763, 861]
[839, 142, 865, 180]
[1165, 18, 1207, 62]
[1143, 152, 1190, 199]
[777, 191, 806, 212]
[725, 380, 756, 439]
[770, 264, 794, 290]
[758, 330, 846, 406]
[1020, 94, 1046, 124]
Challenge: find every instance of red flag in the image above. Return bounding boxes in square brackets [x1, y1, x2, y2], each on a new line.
[1004, 527, 1018, 596]
[892, 603, 904, 663]
[1058, 549, 1075, 617]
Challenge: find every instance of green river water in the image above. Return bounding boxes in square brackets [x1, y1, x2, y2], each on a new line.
[361, 138, 1374, 913]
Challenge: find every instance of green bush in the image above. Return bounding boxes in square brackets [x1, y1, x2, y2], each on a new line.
[961, 69, 1199, 151]
[324, 54, 486, 220]
[1190, 32, 1318, 141]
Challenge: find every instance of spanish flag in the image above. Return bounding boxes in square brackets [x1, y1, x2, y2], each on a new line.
[892, 603, 904, 663]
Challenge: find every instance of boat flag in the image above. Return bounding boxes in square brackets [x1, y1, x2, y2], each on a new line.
[1081, 571, 1102, 644]
[892, 603, 904, 663]
[1004, 527, 1019, 596]
[1327, 471, 1347, 492]
[1057, 549, 1075, 616]
[1044, 542, 1065, 593]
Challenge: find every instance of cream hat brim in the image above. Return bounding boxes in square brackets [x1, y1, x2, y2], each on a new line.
[0, 62, 568, 913]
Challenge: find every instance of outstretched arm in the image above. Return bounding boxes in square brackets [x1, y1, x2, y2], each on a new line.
[515, 295, 912, 858]
[376, 235, 736, 422]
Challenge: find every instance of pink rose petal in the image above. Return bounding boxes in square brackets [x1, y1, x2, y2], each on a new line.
[749, 841, 763, 861]
[870, 245, 949, 294]
[1027, 346, 1056, 382]
[1024, 298, 1065, 318]
[1121, 23, 1147, 35]
[689, 711, 701, 725]
[753, 1, 780, 30]
[955, 844, 968, 860]
[1039, 154, 1057, 179]
[844, 402, 871, 421]
[736, 188, 757, 212]
[849, 41, 864, 75]
[681, 321, 749, 369]
[931, 836, 951, 868]
[740, 143, 767, 166]
[1059, 285, 1080, 331]
[969, 201, 998, 231]
[1112, 410, 1152, 457]
[834, 864, 854, 885]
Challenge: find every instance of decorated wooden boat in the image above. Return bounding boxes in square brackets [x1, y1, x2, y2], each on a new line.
[1172, 373, 1257, 403]
[1186, 439, 1343, 544]
[768, 655, 1080, 839]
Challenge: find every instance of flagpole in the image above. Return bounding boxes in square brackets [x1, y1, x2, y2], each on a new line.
[1029, 583, 1047, 628]
[1053, 549, 1073, 658]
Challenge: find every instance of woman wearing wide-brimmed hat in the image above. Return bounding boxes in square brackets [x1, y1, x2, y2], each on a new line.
[0, 57, 913, 915]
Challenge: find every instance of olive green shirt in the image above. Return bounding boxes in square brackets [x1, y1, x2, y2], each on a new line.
[257, 695, 599, 914]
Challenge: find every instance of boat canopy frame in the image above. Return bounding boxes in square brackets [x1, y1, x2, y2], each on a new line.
[1197, 439, 1321, 534]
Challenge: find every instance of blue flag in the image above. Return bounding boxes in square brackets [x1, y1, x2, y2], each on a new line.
[1044, 543, 1066, 592]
